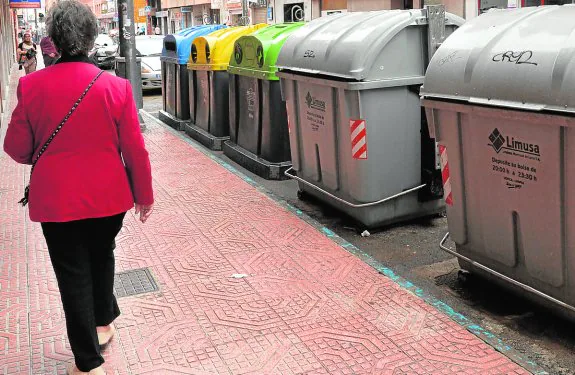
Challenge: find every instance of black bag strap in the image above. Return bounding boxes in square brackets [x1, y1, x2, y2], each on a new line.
[19, 70, 104, 206]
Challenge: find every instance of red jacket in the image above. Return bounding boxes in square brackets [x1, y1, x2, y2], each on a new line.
[4, 60, 153, 222]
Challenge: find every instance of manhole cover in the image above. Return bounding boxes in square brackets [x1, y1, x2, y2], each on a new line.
[114, 268, 159, 298]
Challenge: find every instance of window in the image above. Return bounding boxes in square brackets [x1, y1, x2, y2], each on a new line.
[284, 3, 304, 22]
[480, 0, 508, 13]
[210, 9, 220, 24]
[545, 0, 575, 4]
[524, 0, 574, 6]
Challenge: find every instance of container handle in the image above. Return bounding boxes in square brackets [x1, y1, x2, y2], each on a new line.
[439, 232, 575, 314]
[284, 167, 426, 208]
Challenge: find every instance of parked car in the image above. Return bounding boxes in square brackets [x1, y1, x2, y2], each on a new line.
[138, 35, 163, 90]
[90, 34, 118, 69]
[115, 35, 163, 91]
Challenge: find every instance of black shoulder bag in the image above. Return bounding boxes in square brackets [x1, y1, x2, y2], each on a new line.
[19, 71, 104, 206]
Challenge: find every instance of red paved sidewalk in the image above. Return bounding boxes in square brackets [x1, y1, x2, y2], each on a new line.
[1, 69, 531, 374]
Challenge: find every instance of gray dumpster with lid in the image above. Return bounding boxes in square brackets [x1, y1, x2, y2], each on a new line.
[421, 5, 575, 318]
[277, 8, 463, 228]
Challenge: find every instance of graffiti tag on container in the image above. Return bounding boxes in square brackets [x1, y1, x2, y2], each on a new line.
[438, 51, 461, 66]
[492, 50, 537, 66]
[246, 88, 256, 119]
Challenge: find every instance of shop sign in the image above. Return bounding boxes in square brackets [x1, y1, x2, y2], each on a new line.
[9, 0, 41, 9]
[226, 0, 242, 10]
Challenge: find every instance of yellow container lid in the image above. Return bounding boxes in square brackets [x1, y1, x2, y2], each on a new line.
[188, 24, 269, 71]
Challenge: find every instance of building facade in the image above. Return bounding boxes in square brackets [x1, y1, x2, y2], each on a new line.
[151, 0, 574, 36]
[0, 0, 17, 126]
[159, 0, 215, 34]
[97, 0, 118, 32]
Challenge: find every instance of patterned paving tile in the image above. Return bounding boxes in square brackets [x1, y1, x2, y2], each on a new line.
[0, 66, 533, 374]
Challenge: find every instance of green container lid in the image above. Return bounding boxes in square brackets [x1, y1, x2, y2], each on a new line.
[227, 22, 304, 81]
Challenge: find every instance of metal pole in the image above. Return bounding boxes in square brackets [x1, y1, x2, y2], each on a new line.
[117, 0, 144, 124]
[241, 0, 248, 19]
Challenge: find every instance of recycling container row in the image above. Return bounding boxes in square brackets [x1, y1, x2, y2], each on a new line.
[160, 25, 225, 130]
[157, 5, 575, 320]
[422, 5, 575, 319]
[184, 24, 268, 150]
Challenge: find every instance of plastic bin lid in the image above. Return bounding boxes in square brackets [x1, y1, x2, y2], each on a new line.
[188, 24, 268, 71]
[227, 23, 305, 81]
[276, 10, 464, 82]
[161, 25, 226, 65]
[422, 5, 575, 114]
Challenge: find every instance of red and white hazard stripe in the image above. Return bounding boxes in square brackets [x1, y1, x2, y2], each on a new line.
[439, 145, 453, 206]
[350, 119, 367, 160]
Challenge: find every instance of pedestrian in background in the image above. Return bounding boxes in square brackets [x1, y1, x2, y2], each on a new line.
[40, 35, 59, 67]
[17, 32, 37, 74]
[3, 1, 154, 374]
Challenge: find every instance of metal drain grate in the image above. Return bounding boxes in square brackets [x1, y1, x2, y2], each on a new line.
[114, 268, 159, 298]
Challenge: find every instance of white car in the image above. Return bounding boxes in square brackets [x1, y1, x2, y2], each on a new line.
[92, 34, 118, 69]
[136, 35, 163, 91]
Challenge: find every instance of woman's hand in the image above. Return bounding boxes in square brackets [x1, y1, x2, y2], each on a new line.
[134, 203, 154, 223]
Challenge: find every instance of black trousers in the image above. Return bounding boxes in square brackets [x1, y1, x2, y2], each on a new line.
[41, 212, 126, 372]
[42, 54, 58, 67]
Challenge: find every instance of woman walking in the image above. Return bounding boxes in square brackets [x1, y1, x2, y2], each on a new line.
[3, 1, 154, 374]
[17, 31, 37, 74]
[40, 35, 60, 67]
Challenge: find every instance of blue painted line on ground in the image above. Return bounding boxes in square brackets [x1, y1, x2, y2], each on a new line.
[141, 111, 548, 375]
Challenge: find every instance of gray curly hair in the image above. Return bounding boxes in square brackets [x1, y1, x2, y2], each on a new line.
[46, 0, 98, 56]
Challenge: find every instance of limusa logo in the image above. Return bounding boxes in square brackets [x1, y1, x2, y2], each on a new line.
[488, 128, 540, 156]
[305, 92, 326, 112]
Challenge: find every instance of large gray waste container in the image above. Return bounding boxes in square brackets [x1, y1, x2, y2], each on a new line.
[422, 5, 575, 319]
[277, 8, 463, 228]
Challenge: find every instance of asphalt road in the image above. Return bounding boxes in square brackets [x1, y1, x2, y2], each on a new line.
[142, 90, 575, 375]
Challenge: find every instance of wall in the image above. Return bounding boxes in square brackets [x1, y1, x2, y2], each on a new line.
[348, 0, 404, 11]
[423, 0, 465, 17]
[134, 0, 148, 22]
[320, 0, 481, 19]
[0, 2, 16, 126]
[163, 0, 194, 10]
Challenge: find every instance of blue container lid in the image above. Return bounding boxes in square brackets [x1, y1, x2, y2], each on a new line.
[161, 25, 227, 65]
